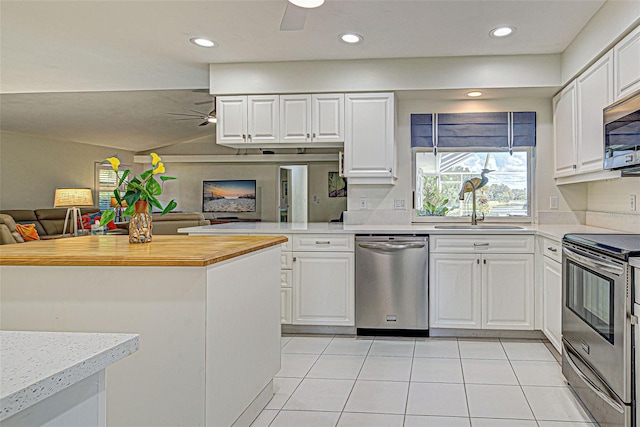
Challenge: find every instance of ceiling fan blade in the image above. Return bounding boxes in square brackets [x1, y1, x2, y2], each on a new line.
[280, 2, 308, 31]
[188, 109, 208, 115]
[167, 112, 204, 117]
[172, 118, 200, 121]
[194, 100, 214, 105]
[199, 121, 209, 126]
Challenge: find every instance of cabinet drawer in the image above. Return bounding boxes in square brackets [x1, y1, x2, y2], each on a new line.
[281, 252, 293, 269]
[281, 269, 292, 288]
[542, 238, 562, 263]
[430, 235, 534, 253]
[293, 234, 354, 252]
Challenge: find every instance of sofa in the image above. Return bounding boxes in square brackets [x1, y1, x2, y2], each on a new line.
[0, 209, 210, 244]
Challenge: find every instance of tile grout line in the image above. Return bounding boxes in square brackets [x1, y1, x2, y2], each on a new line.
[334, 334, 374, 426]
[401, 338, 417, 427]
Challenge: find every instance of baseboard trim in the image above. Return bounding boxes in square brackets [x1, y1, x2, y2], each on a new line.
[231, 380, 273, 427]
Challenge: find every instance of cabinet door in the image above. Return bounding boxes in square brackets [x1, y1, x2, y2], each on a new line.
[281, 287, 292, 324]
[247, 95, 279, 143]
[553, 82, 577, 177]
[312, 94, 344, 143]
[482, 254, 534, 330]
[344, 93, 396, 181]
[429, 253, 481, 329]
[542, 257, 562, 353]
[292, 252, 354, 326]
[614, 24, 640, 100]
[216, 96, 247, 144]
[280, 95, 311, 143]
[576, 52, 613, 174]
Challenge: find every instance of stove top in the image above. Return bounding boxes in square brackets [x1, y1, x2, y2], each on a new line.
[564, 233, 640, 259]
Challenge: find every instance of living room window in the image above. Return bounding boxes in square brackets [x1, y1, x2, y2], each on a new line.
[95, 162, 128, 211]
[413, 149, 532, 222]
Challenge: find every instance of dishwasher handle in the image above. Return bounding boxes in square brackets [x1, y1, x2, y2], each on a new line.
[358, 242, 426, 251]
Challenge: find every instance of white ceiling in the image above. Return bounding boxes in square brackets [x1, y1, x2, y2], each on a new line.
[0, 0, 607, 151]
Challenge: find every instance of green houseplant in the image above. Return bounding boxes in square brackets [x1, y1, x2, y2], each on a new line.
[100, 153, 177, 242]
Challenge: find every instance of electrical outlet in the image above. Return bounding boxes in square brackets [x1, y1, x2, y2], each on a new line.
[550, 196, 558, 210]
[359, 197, 367, 210]
[394, 199, 405, 210]
[630, 195, 637, 212]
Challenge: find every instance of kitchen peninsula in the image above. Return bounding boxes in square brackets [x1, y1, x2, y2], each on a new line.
[0, 234, 286, 427]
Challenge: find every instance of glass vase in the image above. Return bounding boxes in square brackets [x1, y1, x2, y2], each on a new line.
[129, 200, 152, 243]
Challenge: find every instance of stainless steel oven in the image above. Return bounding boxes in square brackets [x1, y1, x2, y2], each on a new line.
[562, 234, 639, 427]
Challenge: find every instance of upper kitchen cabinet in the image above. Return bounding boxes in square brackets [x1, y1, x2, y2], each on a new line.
[614, 25, 640, 101]
[343, 92, 397, 185]
[554, 52, 616, 182]
[279, 94, 344, 146]
[216, 95, 279, 146]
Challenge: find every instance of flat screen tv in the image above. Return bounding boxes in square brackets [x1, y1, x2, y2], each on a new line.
[202, 180, 257, 213]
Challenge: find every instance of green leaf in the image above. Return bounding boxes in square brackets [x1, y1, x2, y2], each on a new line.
[118, 170, 131, 187]
[140, 169, 153, 181]
[159, 176, 177, 181]
[99, 209, 116, 226]
[123, 205, 135, 217]
[147, 196, 163, 211]
[123, 192, 140, 208]
[160, 200, 177, 215]
[146, 177, 162, 196]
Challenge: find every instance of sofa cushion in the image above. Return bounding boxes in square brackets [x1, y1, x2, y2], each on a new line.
[0, 214, 25, 243]
[0, 224, 17, 244]
[15, 223, 40, 241]
[0, 210, 47, 236]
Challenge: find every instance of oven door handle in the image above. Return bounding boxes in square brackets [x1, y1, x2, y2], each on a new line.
[563, 342, 626, 414]
[563, 247, 625, 276]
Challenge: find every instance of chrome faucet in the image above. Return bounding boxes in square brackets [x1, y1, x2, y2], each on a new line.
[461, 179, 485, 226]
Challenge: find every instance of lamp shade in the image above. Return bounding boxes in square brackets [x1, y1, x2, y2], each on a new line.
[54, 188, 94, 208]
[110, 197, 128, 208]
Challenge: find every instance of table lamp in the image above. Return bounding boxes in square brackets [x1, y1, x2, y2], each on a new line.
[54, 188, 94, 236]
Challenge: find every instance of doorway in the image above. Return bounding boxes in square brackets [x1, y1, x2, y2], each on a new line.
[279, 165, 308, 223]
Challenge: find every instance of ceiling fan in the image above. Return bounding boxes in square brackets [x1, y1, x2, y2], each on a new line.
[167, 97, 217, 126]
[280, 0, 324, 31]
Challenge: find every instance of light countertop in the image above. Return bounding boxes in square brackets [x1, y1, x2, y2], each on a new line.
[0, 234, 287, 267]
[0, 331, 139, 421]
[179, 222, 619, 242]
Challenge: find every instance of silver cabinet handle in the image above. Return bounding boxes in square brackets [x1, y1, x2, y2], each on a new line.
[315, 241, 331, 245]
[293, 256, 297, 262]
[313, 133, 316, 138]
[358, 243, 425, 251]
[306, 133, 310, 139]
[242, 134, 246, 141]
[547, 247, 558, 252]
[473, 243, 489, 247]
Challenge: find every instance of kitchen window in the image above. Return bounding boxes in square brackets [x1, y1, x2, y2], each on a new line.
[411, 112, 535, 223]
[95, 161, 128, 211]
[413, 149, 532, 221]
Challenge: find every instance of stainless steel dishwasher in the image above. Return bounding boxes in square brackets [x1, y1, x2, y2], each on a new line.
[355, 235, 429, 335]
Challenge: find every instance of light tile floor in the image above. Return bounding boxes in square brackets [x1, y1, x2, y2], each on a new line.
[251, 335, 597, 427]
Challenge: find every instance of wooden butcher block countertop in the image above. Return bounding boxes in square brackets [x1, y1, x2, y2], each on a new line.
[0, 235, 287, 267]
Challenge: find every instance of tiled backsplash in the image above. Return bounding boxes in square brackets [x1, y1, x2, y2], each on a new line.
[586, 211, 640, 233]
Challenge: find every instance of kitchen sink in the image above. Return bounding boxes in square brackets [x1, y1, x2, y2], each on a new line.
[434, 225, 525, 230]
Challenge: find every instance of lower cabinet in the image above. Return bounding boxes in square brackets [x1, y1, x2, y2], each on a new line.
[281, 287, 292, 324]
[292, 252, 355, 326]
[542, 255, 562, 352]
[430, 236, 535, 331]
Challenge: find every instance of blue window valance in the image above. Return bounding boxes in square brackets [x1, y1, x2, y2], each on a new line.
[411, 112, 536, 153]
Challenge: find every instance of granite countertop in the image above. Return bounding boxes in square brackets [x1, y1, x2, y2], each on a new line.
[0, 234, 287, 267]
[179, 222, 619, 242]
[0, 331, 139, 421]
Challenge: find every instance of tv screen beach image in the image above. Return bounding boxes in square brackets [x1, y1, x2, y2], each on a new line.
[203, 180, 257, 212]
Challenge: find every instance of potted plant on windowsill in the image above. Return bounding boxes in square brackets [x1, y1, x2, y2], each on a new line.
[100, 153, 177, 243]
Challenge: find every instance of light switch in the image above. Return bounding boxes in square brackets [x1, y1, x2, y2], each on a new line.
[550, 196, 558, 210]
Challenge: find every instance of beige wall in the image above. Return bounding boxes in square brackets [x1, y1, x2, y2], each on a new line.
[0, 131, 136, 210]
[152, 137, 346, 222]
[588, 178, 640, 215]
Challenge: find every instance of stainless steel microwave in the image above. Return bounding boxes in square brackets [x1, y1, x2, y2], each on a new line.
[604, 89, 640, 174]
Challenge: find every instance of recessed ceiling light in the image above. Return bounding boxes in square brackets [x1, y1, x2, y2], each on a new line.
[490, 26, 515, 38]
[339, 33, 364, 44]
[190, 38, 217, 48]
[289, 0, 324, 8]
[466, 91, 483, 97]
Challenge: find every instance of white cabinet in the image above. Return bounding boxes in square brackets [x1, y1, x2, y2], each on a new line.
[291, 234, 355, 327]
[614, 24, 640, 100]
[553, 82, 577, 178]
[344, 92, 397, 185]
[216, 95, 279, 146]
[279, 235, 293, 325]
[429, 235, 535, 330]
[540, 237, 562, 353]
[280, 94, 344, 145]
[576, 52, 614, 174]
[554, 52, 614, 179]
[281, 287, 293, 324]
